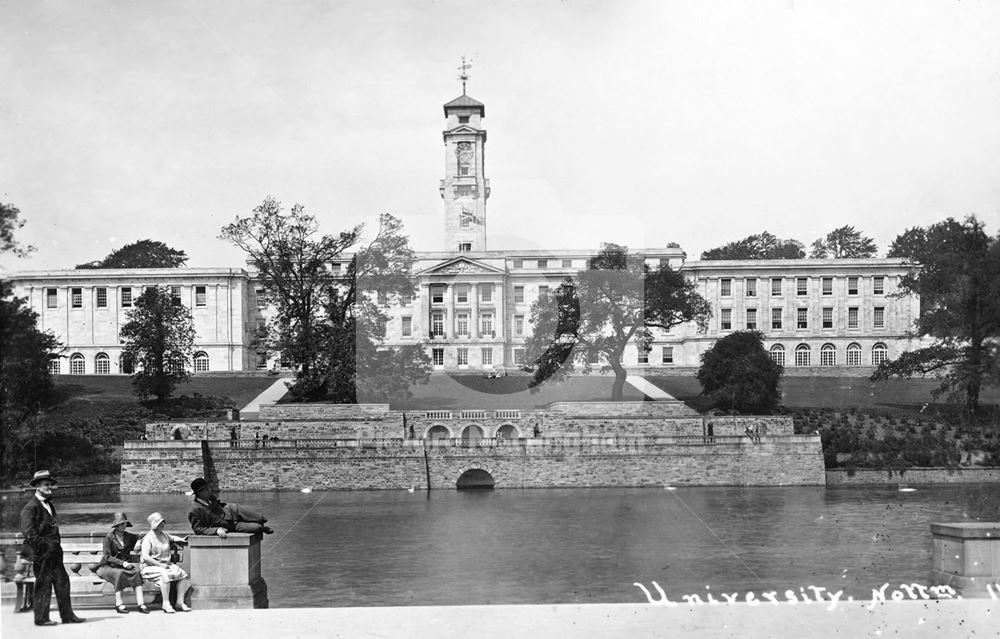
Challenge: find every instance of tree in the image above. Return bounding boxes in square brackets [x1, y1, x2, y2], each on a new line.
[523, 244, 711, 400]
[700, 231, 805, 260]
[119, 287, 196, 401]
[696, 331, 782, 413]
[809, 225, 878, 258]
[871, 216, 1000, 415]
[0, 295, 62, 479]
[1, 202, 35, 258]
[76, 239, 188, 269]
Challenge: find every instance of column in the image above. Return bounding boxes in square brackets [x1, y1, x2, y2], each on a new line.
[187, 533, 269, 608]
[471, 283, 479, 338]
[445, 283, 454, 340]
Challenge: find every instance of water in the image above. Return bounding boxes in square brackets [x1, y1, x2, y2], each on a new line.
[3, 486, 998, 608]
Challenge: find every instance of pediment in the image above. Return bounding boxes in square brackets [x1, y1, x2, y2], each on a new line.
[417, 257, 504, 277]
[443, 125, 482, 135]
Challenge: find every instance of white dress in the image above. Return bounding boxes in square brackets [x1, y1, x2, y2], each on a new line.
[139, 530, 188, 584]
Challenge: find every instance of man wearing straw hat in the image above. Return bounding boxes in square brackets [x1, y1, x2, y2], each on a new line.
[19, 470, 86, 626]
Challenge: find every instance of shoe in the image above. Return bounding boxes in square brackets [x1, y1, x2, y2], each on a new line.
[262, 526, 274, 534]
[162, 605, 175, 614]
[35, 620, 57, 627]
[138, 605, 150, 614]
[116, 605, 129, 614]
[62, 616, 85, 623]
[177, 603, 191, 612]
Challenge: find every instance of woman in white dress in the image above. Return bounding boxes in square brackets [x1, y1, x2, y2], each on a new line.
[139, 512, 191, 613]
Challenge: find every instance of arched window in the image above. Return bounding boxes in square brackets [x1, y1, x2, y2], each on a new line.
[496, 424, 519, 440]
[95, 352, 110, 375]
[872, 343, 888, 366]
[120, 353, 135, 375]
[461, 425, 484, 442]
[193, 351, 210, 372]
[426, 425, 450, 440]
[48, 358, 61, 375]
[846, 343, 862, 367]
[794, 344, 811, 367]
[820, 343, 836, 366]
[69, 353, 86, 375]
[769, 344, 785, 366]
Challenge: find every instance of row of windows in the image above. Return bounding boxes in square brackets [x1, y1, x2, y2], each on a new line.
[45, 286, 210, 310]
[429, 284, 493, 305]
[768, 343, 888, 367]
[719, 276, 886, 297]
[511, 258, 577, 270]
[719, 306, 887, 330]
[431, 347, 496, 367]
[53, 352, 211, 375]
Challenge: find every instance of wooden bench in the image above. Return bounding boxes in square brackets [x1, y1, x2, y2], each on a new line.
[1, 533, 189, 611]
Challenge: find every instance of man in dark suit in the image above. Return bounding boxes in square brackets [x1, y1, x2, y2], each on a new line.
[20, 470, 85, 627]
[187, 477, 274, 537]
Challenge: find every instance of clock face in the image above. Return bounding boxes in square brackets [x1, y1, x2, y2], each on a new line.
[456, 142, 474, 165]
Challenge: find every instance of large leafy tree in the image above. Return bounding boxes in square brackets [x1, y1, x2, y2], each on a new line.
[120, 287, 196, 401]
[1, 202, 35, 259]
[696, 331, 782, 413]
[872, 216, 1000, 415]
[76, 239, 188, 269]
[809, 225, 878, 258]
[700, 231, 805, 260]
[524, 244, 711, 400]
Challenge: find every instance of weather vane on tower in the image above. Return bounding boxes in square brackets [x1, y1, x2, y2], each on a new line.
[458, 56, 472, 95]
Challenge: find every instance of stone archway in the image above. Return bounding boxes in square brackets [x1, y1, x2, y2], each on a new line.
[426, 424, 451, 440]
[496, 424, 519, 440]
[170, 425, 192, 440]
[461, 424, 484, 442]
[456, 468, 495, 489]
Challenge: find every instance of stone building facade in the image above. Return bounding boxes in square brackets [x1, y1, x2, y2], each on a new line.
[2, 89, 925, 374]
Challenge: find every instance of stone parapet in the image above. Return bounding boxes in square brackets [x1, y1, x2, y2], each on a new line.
[545, 401, 698, 417]
[826, 467, 1000, 485]
[257, 403, 390, 421]
[930, 522, 1000, 597]
[188, 533, 268, 608]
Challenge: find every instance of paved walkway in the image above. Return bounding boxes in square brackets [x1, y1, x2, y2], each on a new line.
[625, 374, 678, 400]
[2, 600, 994, 639]
[240, 377, 292, 416]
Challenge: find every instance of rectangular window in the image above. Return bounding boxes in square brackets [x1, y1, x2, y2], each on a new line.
[538, 285, 548, 299]
[746, 308, 757, 330]
[514, 286, 524, 303]
[432, 348, 444, 367]
[329, 262, 341, 272]
[456, 287, 468, 304]
[848, 277, 859, 295]
[721, 308, 732, 330]
[480, 284, 492, 303]
[195, 286, 207, 307]
[796, 277, 808, 296]
[48, 359, 61, 375]
[771, 308, 783, 330]
[847, 347, 861, 366]
[459, 242, 472, 252]
[456, 313, 469, 336]
[795, 348, 810, 367]
[771, 278, 782, 296]
[638, 349, 648, 364]
[401, 316, 412, 337]
[514, 315, 524, 335]
[432, 287, 444, 304]
[562, 259, 573, 268]
[745, 278, 756, 297]
[720, 278, 732, 297]
[822, 307, 833, 329]
[512, 259, 523, 269]
[457, 348, 468, 366]
[401, 291, 413, 306]
[256, 289, 267, 308]
[797, 308, 808, 329]
[71, 288, 82, 308]
[480, 313, 494, 336]
[460, 216, 470, 228]
[481, 347, 493, 366]
[121, 287, 132, 308]
[46, 288, 58, 308]
[96, 288, 107, 308]
[848, 307, 859, 329]
[661, 347, 674, 365]
[170, 286, 182, 306]
[513, 348, 525, 366]
[821, 347, 836, 367]
[873, 276, 885, 295]
[256, 351, 268, 370]
[822, 277, 833, 296]
[537, 259, 547, 269]
[874, 306, 885, 328]
[431, 313, 444, 336]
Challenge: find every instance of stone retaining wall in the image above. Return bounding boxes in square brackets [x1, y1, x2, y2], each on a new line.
[826, 467, 1000, 485]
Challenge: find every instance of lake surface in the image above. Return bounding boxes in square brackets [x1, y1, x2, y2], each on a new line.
[3, 486, 998, 608]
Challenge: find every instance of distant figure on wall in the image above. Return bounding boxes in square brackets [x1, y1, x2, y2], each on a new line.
[229, 426, 238, 448]
[262, 433, 270, 448]
[187, 477, 274, 537]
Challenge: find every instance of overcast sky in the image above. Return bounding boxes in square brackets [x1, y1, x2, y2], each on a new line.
[3, 0, 999, 272]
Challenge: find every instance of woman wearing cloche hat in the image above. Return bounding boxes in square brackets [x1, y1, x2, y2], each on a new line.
[139, 512, 191, 613]
[95, 513, 148, 614]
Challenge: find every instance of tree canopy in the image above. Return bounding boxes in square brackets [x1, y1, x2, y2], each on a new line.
[696, 330, 782, 413]
[120, 287, 196, 401]
[76, 239, 188, 269]
[523, 244, 711, 400]
[1, 202, 35, 259]
[700, 232, 805, 260]
[871, 216, 1000, 415]
[809, 225, 878, 258]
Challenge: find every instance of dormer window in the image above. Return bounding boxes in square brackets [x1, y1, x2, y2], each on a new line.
[458, 115, 469, 124]
[459, 242, 472, 252]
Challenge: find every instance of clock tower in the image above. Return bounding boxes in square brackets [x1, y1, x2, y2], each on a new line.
[440, 79, 489, 252]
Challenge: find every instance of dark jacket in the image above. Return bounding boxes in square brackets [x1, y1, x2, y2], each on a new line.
[187, 498, 231, 535]
[20, 496, 61, 561]
[99, 530, 140, 568]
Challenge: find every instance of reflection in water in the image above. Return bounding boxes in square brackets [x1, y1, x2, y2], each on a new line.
[2, 486, 997, 608]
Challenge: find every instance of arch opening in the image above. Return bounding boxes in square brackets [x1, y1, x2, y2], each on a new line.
[456, 468, 495, 490]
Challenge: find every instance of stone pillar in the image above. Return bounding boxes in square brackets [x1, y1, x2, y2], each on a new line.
[445, 284, 454, 340]
[471, 283, 479, 338]
[930, 522, 1000, 597]
[188, 533, 268, 608]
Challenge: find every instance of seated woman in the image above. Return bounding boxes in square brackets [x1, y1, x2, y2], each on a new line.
[96, 513, 147, 614]
[139, 512, 191, 613]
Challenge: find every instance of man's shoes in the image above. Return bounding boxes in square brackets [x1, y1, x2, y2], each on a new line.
[262, 526, 274, 534]
[35, 620, 57, 626]
[62, 616, 85, 623]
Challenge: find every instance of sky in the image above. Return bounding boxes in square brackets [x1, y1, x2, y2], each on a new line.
[3, 0, 999, 272]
